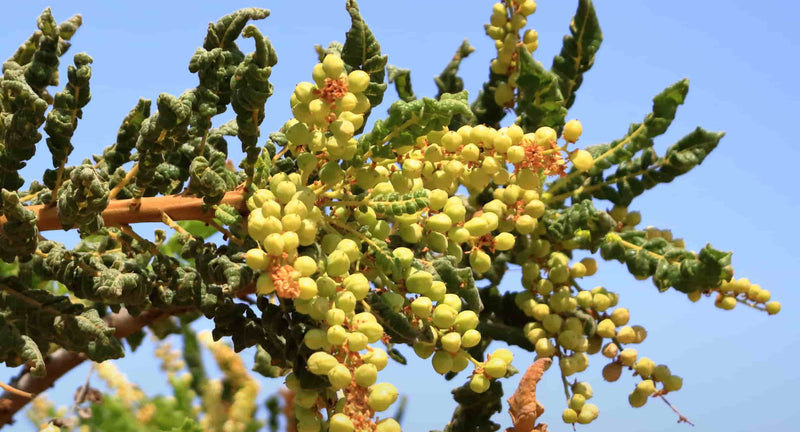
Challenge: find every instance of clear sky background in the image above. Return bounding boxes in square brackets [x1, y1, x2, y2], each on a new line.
[1, 1, 799, 431]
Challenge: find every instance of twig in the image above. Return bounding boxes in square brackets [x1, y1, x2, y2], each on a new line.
[66, 364, 95, 420]
[0, 383, 31, 400]
[119, 225, 160, 256]
[205, 219, 243, 246]
[0, 190, 247, 234]
[659, 395, 694, 426]
[107, 163, 139, 201]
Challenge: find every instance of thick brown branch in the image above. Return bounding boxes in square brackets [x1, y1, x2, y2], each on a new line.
[0, 308, 189, 428]
[0, 190, 247, 233]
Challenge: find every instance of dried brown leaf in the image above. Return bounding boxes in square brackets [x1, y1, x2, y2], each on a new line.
[506, 357, 552, 432]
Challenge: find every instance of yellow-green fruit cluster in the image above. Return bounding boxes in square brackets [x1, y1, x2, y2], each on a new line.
[469, 348, 514, 394]
[287, 53, 370, 164]
[715, 277, 780, 314]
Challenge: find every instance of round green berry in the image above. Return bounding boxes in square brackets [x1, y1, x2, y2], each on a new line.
[363, 348, 389, 371]
[368, 383, 398, 412]
[329, 413, 355, 432]
[406, 270, 433, 294]
[245, 248, 269, 271]
[375, 418, 401, 432]
[347, 70, 370, 93]
[766, 301, 781, 315]
[484, 357, 507, 378]
[346, 332, 368, 352]
[562, 408, 578, 424]
[563, 119, 583, 142]
[432, 304, 458, 329]
[432, 350, 453, 374]
[355, 363, 378, 387]
[307, 351, 338, 375]
[327, 325, 348, 346]
[327, 364, 352, 389]
[461, 329, 482, 348]
[326, 250, 351, 277]
[470, 373, 491, 394]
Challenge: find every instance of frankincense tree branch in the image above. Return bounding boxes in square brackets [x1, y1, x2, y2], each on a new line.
[0, 190, 246, 234]
[0, 307, 191, 428]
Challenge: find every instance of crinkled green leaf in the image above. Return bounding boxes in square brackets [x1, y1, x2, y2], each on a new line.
[551, 0, 603, 109]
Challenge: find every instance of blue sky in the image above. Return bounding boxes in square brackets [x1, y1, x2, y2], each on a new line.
[1, 1, 799, 431]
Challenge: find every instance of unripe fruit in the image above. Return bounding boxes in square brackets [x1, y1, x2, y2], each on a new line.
[494, 232, 516, 251]
[327, 325, 347, 346]
[343, 273, 370, 300]
[616, 326, 636, 344]
[414, 342, 435, 359]
[609, 205, 628, 222]
[518, 0, 537, 15]
[632, 325, 647, 343]
[542, 314, 563, 334]
[581, 258, 598, 276]
[427, 213, 452, 233]
[653, 364, 672, 382]
[245, 248, 269, 271]
[256, 273, 275, 295]
[363, 348, 389, 371]
[368, 383, 398, 412]
[573, 382, 593, 399]
[596, 319, 616, 338]
[535, 338, 556, 357]
[592, 293, 611, 311]
[628, 389, 648, 408]
[358, 322, 385, 343]
[484, 357, 507, 378]
[602, 362, 622, 382]
[602, 342, 619, 359]
[304, 328, 327, 350]
[322, 54, 344, 78]
[347, 70, 370, 93]
[441, 332, 462, 353]
[355, 364, 378, 387]
[432, 350, 453, 374]
[454, 311, 479, 333]
[432, 304, 458, 329]
[766, 301, 781, 315]
[634, 357, 655, 378]
[406, 270, 433, 294]
[563, 119, 583, 142]
[610, 308, 630, 326]
[346, 332, 368, 351]
[562, 408, 578, 424]
[375, 418, 401, 432]
[470, 373, 491, 394]
[411, 296, 433, 319]
[664, 375, 683, 392]
[307, 351, 338, 375]
[329, 414, 355, 432]
[569, 394, 586, 411]
[619, 348, 638, 366]
[469, 249, 492, 274]
[462, 329, 482, 348]
[570, 149, 594, 172]
[293, 256, 318, 277]
[297, 277, 318, 300]
[326, 250, 351, 277]
[327, 364, 352, 389]
[637, 379, 656, 396]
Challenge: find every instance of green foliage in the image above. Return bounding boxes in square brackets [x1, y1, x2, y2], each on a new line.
[387, 65, 417, 102]
[341, 0, 388, 113]
[0, 3, 781, 432]
[515, 48, 568, 133]
[551, 0, 603, 109]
